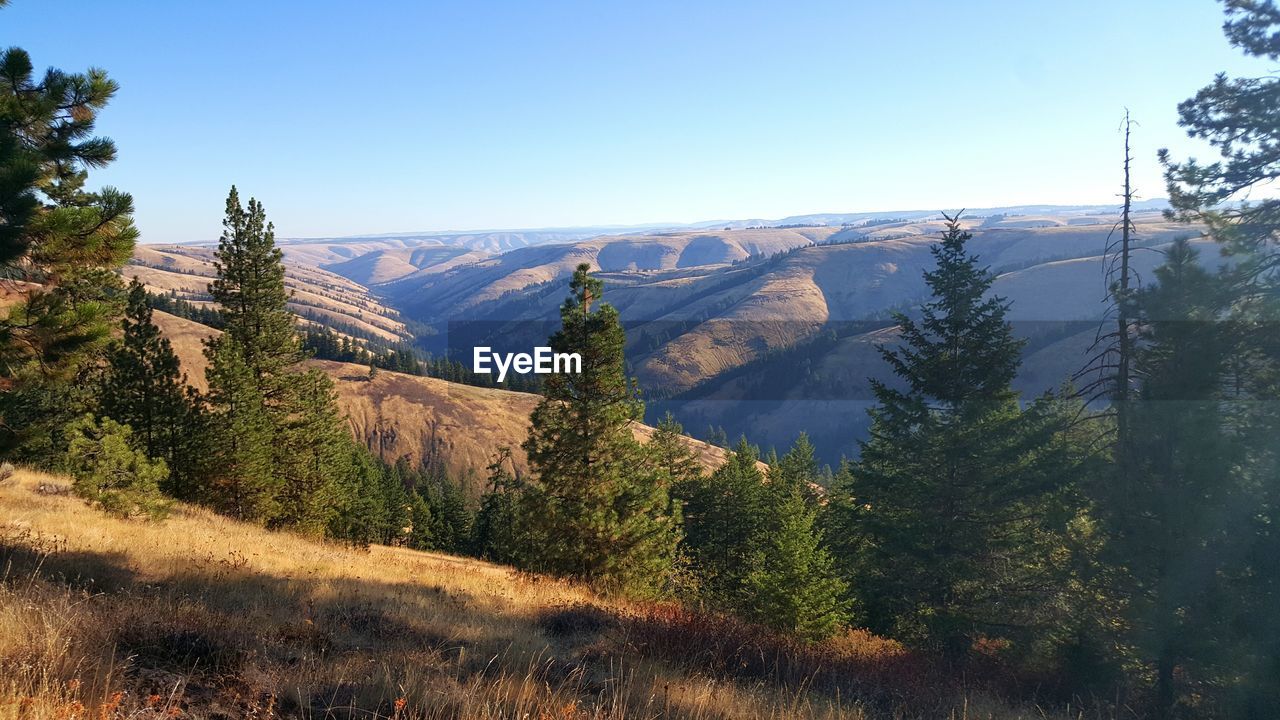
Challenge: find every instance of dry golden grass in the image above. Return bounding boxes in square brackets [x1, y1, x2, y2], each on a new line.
[127, 244, 408, 342]
[1, 468, 1089, 719]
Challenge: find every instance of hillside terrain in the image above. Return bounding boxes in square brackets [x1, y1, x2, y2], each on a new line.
[139, 206, 1206, 465]
[0, 467, 1088, 719]
[151, 312, 744, 496]
[298, 209, 1200, 463]
[127, 245, 410, 344]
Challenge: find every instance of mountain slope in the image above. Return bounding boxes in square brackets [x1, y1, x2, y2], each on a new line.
[0, 466, 1072, 720]
[127, 245, 410, 343]
[152, 312, 742, 496]
[341, 213, 1199, 464]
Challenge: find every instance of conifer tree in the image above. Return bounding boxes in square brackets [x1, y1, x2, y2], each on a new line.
[743, 436, 849, 640]
[771, 431, 820, 504]
[376, 462, 413, 544]
[471, 447, 530, 564]
[208, 186, 300, 405]
[744, 493, 848, 640]
[831, 215, 1075, 655]
[1156, 4, 1280, 712]
[522, 263, 680, 594]
[201, 187, 362, 530]
[1115, 240, 1252, 716]
[329, 441, 392, 546]
[203, 335, 276, 520]
[0, 43, 137, 463]
[678, 437, 770, 607]
[647, 413, 704, 494]
[423, 475, 473, 554]
[65, 415, 170, 520]
[680, 434, 847, 638]
[273, 369, 350, 535]
[407, 491, 435, 550]
[101, 280, 199, 493]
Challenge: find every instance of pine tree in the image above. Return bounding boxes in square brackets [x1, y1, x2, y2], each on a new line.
[201, 187, 362, 532]
[407, 491, 435, 550]
[0, 44, 138, 463]
[328, 441, 391, 547]
[742, 436, 849, 640]
[1156, 4, 1280, 712]
[744, 494, 848, 641]
[831, 215, 1076, 655]
[647, 413, 704, 494]
[679, 433, 847, 638]
[522, 263, 680, 594]
[101, 280, 199, 494]
[1116, 240, 1251, 717]
[208, 186, 300, 406]
[203, 335, 276, 520]
[65, 415, 171, 520]
[272, 369, 350, 535]
[678, 437, 770, 608]
[471, 447, 530, 565]
[378, 462, 413, 544]
[771, 431, 820, 505]
[422, 476, 472, 553]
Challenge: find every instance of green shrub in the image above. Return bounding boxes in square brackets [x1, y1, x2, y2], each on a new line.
[65, 415, 171, 520]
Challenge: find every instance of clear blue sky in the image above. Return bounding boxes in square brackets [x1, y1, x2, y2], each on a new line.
[3, 0, 1267, 242]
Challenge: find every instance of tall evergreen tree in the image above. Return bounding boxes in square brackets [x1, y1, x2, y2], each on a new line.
[831, 215, 1076, 656]
[407, 491, 436, 551]
[678, 437, 770, 608]
[201, 187, 361, 531]
[208, 186, 300, 404]
[743, 436, 849, 641]
[203, 335, 276, 520]
[329, 441, 395, 547]
[422, 474, 473, 554]
[1158, 3, 1280, 712]
[1116, 239, 1250, 717]
[471, 447, 530, 565]
[0, 43, 137, 463]
[680, 434, 847, 638]
[522, 263, 680, 594]
[272, 369, 350, 535]
[101, 279, 200, 494]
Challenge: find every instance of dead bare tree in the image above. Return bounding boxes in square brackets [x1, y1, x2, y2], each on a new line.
[1075, 112, 1142, 437]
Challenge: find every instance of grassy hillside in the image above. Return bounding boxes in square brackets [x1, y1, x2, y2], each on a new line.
[151, 312, 745, 495]
[363, 217, 1196, 390]
[0, 467, 1087, 719]
[127, 245, 410, 344]
[349, 216, 1197, 462]
[381, 227, 840, 322]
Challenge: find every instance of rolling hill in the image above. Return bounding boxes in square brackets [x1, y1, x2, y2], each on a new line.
[143, 204, 1206, 467]
[127, 245, 410, 344]
[151, 312, 746, 497]
[298, 209, 1202, 464]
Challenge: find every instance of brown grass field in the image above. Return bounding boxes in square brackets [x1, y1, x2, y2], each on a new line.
[0, 468, 1097, 720]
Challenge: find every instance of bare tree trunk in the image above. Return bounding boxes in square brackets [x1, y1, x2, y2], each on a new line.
[1116, 112, 1135, 452]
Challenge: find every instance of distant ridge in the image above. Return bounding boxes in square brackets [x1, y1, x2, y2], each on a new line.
[148, 199, 1171, 248]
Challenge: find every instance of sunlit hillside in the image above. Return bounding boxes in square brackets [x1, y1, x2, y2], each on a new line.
[148, 311, 748, 495]
[127, 245, 410, 344]
[0, 467, 1088, 720]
